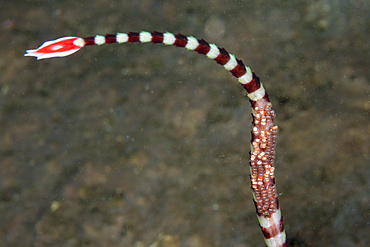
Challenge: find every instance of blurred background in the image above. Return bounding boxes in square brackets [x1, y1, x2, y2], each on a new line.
[0, 0, 369, 246]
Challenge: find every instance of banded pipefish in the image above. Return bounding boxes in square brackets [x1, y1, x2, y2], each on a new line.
[25, 31, 287, 247]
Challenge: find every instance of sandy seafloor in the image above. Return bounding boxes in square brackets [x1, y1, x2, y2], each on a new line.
[0, 0, 369, 246]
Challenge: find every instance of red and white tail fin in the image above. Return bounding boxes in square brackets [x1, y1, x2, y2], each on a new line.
[24, 36, 85, 60]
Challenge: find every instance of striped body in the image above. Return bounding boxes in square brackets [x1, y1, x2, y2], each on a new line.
[25, 31, 286, 247]
[83, 32, 266, 102]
